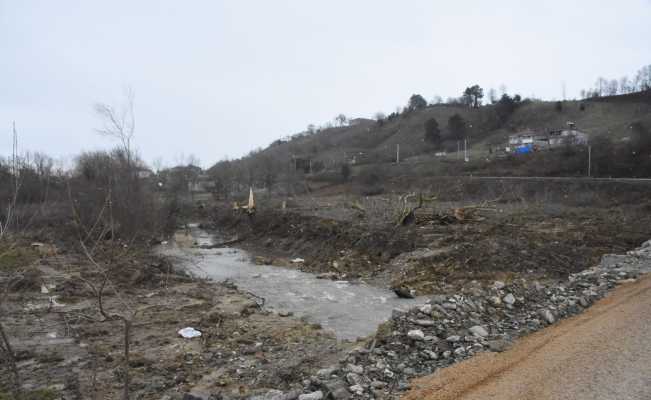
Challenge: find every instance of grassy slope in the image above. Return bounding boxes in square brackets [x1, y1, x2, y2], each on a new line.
[210, 91, 651, 180]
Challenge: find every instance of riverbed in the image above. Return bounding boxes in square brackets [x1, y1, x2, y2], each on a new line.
[158, 225, 423, 340]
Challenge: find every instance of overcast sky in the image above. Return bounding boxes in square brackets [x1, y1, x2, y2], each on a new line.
[1, 1, 650, 168]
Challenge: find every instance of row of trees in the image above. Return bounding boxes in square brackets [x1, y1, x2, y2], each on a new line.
[281, 64, 651, 165]
[581, 64, 651, 98]
[423, 92, 524, 146]
[406, 85, 486, 112]
[0, 92, 201, 242]
[0, 94, 185, 399]
[423, 114, 468, 145]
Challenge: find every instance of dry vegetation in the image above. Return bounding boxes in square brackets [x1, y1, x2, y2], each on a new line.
[2, 71, 651, 399]
[210, 177, 651, 296]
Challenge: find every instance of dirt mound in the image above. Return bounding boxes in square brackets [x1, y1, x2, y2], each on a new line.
[209, 197, 651, 296]
[212, 207, 416, 277]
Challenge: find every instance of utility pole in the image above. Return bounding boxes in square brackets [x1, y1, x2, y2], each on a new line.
[396, 144, 400, 164]
[587, 145, 592, 177]
[457, 141, 460, 160]
[464, 139, 468, 162]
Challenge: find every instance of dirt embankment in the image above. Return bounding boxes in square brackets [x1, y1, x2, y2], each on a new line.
[209, 207, 416, 279]
[207, 194, 651, 295]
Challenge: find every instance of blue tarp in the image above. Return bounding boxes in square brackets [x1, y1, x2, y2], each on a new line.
[515, 144, 533, 154]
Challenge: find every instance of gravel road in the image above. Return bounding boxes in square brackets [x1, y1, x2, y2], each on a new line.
[403, 275, 651, 400]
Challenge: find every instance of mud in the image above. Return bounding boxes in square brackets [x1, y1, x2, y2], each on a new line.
[208, 193, 651, 296]
[158, 225, 424, 340]
[0, 242, 345, 399]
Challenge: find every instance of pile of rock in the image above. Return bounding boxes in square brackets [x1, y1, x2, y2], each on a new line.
[288, 240, 651, 399]
[234, 240, 651, 400]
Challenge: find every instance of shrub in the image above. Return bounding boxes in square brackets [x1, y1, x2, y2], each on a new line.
[448, 114, 467, 140]
[424, 118, 441, 145]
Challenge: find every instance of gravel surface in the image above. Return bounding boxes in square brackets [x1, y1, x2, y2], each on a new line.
[403, 274, 651, 400]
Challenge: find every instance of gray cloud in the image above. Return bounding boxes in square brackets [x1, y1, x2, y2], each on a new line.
[1, 0, 650, 166]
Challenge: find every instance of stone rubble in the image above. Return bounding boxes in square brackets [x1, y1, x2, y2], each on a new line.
[283, 240, 651, 400]
[181, 241, 651, 400]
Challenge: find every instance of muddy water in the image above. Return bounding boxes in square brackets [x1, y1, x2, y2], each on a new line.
[159, 225, 423, 340]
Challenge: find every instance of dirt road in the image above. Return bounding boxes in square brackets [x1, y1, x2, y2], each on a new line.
[403, 275, 651, 400]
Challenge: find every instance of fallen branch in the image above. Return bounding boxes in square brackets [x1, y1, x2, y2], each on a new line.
[199, 236, 245, 249]
[244, 291, 266, 308]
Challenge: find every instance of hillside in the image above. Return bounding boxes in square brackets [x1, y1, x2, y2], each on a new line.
[207, 90, 651, 195]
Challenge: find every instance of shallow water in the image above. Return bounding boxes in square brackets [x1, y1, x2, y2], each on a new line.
[159, 225, 423, 340]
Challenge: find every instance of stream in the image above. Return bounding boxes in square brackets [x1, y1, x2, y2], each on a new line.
[158, 225, 423, 340]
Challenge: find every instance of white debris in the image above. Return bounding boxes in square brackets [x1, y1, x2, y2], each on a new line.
[503, 293, 516, 305]
[177, 327, 202, 339]
[49, 296, 65, 308]
[419, 304, 433, 314]
[291, 258, 305, 263]
[349, 385, 364, 395]
[298, 391, 323, 400]
[540, 309, 556, 324]
[422, 350, 438, 360]
[469, 325, 489, 337]
[407, 330, 425, 341]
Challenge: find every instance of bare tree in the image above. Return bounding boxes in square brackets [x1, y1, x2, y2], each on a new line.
[488, 88, 497, 104]
[0, 122, 21, 239]
[594, 77, 608, 97]
[94, 88, 136, 171]
[79, 271, 137, 400]
[186, 154, 201, 168]
[636, 64, 651, 90]
[70, 188, 138, 400]
[152, 157, 165, 174]
[619, 76, 632, 94]
[335, 114, 348, 126]
[606, 79, 619, 96]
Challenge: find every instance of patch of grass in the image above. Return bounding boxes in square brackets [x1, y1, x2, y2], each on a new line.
[0, 388, 59, 400]
[0, 241, 39, 272]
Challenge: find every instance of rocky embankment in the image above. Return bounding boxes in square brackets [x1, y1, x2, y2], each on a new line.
[246, 240, 651, 400]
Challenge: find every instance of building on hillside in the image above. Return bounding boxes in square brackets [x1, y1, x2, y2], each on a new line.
[547, 128, 589, 147]
[506, 130, 549, 154]
[506, 123, 589, 154]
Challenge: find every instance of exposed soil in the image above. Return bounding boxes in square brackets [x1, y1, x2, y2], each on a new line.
[0, 240, 344, 399]
[208, 189, 651, 295]
[4, 180, 651, 399]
